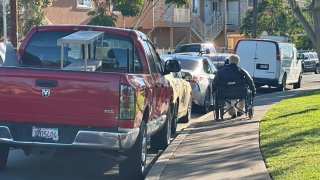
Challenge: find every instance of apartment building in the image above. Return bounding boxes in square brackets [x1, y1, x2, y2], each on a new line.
[43, 0, 252, 51]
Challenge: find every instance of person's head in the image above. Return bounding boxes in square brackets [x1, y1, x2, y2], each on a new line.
[229, 54, 240, 65]
[224, 58, 229, 65]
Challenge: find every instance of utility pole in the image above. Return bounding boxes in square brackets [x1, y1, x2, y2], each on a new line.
[10, 0, 18, 48]
[2, 0, 7, 43]
[252, 0, 258, 38]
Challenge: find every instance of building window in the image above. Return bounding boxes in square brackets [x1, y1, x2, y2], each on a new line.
[77, 0, 93, 9]
[248, 0, 254, 6]
[192, 0, 199, 14]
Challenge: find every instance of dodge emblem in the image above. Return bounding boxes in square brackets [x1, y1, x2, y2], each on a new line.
[42, 89, 51, 97]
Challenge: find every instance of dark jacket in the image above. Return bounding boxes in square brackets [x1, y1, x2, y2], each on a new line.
[212, 64, 256, 98]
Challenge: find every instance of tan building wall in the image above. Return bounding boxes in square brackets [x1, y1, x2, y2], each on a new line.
[43, 1, 92, 25]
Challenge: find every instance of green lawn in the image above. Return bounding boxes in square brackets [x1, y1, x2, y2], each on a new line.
[260, 90, 320, 179]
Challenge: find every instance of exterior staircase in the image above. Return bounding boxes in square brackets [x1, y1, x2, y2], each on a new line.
[191, 12, 224, 42]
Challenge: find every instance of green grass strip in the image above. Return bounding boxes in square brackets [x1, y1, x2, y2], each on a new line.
[260, 90, 320, 179]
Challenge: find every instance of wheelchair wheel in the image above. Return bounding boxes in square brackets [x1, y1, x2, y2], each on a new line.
[215, 106, 219, 121]
[219, 105, 224, 120]
[248, 94, 254, 119]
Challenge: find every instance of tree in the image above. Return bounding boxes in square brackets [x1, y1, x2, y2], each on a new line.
[240, 0, 312, 50]
[18, 0, 53, 38]
[0, 3, 10, 39]
[287, 0, 320, 54]
[88, 0, 188, 28]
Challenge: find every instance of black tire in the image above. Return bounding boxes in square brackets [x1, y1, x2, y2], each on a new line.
[214, 94, 220, 121]
[249, 107, 254, 119]
[119, 120, 147, 180]
[0, 144, 9, 170]
[203, 90, 212, 114]
[277, 75, 287, 91]
[315, 64, 320, 74]
[293, 75, 302, 89]
[215, 106, 219, 121]
[180, 97, 192, 123]
[171, 103, 178, 134]
[150, 109, 171, 151]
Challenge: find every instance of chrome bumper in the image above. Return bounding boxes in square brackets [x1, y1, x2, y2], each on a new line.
[0, 126, 140, 151]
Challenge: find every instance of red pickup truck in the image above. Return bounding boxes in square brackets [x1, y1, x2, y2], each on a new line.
[0, 25, 181, 179]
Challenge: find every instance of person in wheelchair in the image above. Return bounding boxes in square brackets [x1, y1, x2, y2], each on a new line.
[212, 54, 256, 119]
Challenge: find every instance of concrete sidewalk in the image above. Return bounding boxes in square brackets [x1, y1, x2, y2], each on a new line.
[146, 89, 312, 180]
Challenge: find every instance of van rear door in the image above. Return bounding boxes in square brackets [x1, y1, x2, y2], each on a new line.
[236, 40, 257, 76]
[254, 41, 279, 79]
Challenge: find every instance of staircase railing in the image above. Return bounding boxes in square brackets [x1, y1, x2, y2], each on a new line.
[191, 15, 205, 42]
[191, 12, 224, 42]
[205, 14, 224, 41]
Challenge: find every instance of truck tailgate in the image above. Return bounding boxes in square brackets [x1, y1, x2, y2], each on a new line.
[0, 68, 120, 128]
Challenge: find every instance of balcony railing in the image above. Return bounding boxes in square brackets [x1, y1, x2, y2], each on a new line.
[174, 8, 190, 23]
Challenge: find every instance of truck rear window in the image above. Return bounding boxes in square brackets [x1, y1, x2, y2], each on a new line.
[20, 31, 142, 72]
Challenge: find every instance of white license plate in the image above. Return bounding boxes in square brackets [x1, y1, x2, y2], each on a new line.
[32, 127, 59, 141]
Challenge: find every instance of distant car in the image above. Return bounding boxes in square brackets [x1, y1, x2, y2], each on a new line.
[161, 54, 217, 114]
[210, 53, 234, 68]
[174, 43, 216, 54]
[298, 52, 320, 74]
[161, 56, 193, 127]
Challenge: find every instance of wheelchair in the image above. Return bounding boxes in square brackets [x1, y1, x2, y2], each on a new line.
[214, 79, 254, 121]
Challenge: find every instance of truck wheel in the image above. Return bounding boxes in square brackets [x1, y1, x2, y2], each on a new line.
[119, 121, 147, 180]
[315, 64, 320, 74]
[150, 109, 171, 151]
[171, 103, 178, 135]
[180, 97, 192, 123]
[293, 75, 302, 89]
[0, 144, 9, 170]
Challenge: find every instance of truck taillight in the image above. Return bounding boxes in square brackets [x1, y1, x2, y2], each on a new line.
[119, 84, 135, 119]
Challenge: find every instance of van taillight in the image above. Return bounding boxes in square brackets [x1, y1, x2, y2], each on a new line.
[276, 48, 281, 60]
[119, 84, 135, 119]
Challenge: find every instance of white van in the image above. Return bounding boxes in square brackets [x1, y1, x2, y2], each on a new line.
[235, 39, 302, 90]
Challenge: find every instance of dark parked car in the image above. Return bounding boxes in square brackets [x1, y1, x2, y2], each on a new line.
[298, 52, 320, 74]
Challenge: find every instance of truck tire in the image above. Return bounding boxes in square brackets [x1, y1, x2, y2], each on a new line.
[151, 109, 171, 151]
[180, 97, 192, 123]
[119, 121, 147, 180]
[0, 144, 9, 170]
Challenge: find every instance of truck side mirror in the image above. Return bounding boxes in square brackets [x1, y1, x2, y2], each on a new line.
[164, 59, 181, 74]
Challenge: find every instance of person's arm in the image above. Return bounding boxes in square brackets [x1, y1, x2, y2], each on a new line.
[212, 73, 219, 93]
[240, 68, 256, 94]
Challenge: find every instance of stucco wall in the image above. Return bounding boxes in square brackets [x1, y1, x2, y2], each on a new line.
[43, 1, 92, 25]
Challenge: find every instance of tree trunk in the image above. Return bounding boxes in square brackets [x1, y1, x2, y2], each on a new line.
[288, 0, 320, 57]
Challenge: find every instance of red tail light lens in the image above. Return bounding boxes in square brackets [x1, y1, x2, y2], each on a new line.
[119, 84, 135, 119]
[276, 48, 281, 61]
[186, 75, 204, 83]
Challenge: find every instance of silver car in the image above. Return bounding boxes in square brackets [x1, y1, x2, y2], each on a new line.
[161, 54, 216, 114]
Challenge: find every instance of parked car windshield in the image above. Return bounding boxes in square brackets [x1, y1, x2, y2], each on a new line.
[174, 44, 201, 53]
